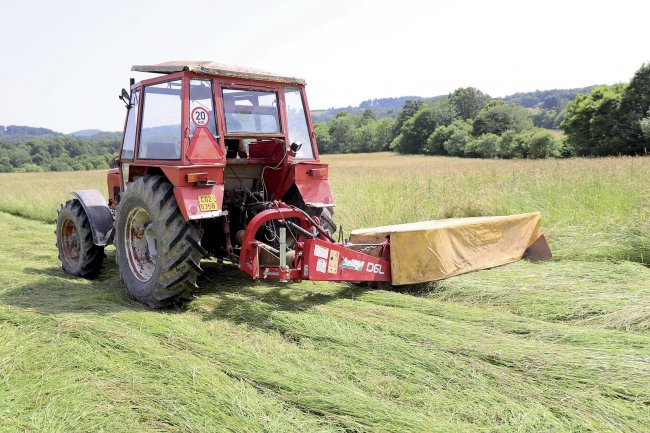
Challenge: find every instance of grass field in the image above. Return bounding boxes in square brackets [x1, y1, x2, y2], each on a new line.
[0, 152, 649, 432]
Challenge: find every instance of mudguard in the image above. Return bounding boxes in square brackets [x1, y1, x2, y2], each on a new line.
[71, 189, 114, 246]
[293, 163, 334, 207]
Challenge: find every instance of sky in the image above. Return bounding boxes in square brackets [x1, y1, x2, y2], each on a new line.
[0, 0, 648, 133]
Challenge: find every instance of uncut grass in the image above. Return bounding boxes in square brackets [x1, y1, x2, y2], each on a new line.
[326, 153, 650, 263]
[0, 170, 106, 222]
[2, 154, 648, 261]
[1, 213, 648, 432]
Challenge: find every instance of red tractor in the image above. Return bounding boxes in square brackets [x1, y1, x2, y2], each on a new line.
[56, 61, 549, 308]
[55, 61, 391, 308]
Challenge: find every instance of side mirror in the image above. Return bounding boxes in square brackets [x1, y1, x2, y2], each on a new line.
[119, 88, 131, 108]
[288, 142, 302, 157]
[290, 142, 302, 153]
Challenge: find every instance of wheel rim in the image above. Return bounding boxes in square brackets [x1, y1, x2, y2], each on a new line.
[60, 218, 80, 267]
[125, 206, 157, 282]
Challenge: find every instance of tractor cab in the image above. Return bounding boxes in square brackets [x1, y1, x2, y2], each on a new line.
[124, 61, 316, 162]
[108, 61, 334, 223]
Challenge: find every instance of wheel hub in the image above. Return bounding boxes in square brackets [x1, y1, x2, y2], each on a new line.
[125, 206, 157, 282]
[60, 219, 80, 266]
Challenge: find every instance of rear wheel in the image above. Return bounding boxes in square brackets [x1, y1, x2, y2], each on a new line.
[114, 175, 204, 308]
[283, 185, 337, 237]
[313, 206, 336, 237]
[56, 199, 105, 278]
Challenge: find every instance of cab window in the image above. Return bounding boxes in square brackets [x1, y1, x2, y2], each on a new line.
[222, 88, 280, 134]
[189, 79, 217, 136]
[138, 80, 182, 160]
[284, 88, 314, 159]
[121, 89, 140, 160]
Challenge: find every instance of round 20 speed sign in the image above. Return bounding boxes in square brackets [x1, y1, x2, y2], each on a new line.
[191, 107, 210, 127]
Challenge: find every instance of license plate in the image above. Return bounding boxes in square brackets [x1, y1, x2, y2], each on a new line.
[197, 194, 218, 211]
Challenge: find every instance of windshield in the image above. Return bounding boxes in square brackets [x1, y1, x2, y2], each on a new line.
[222, 88, 280, 134]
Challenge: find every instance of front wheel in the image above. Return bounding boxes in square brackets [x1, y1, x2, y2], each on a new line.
[56, 199, 105, 278]
[114, 175, 204, 308]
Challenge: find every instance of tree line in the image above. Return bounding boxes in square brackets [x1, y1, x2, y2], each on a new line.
[315, 63, 650, 159]
[316, 88, 562, 159]
[0, 132, 120, 172]
[561, 64, 650, 156]
[2, 65, 648, 172]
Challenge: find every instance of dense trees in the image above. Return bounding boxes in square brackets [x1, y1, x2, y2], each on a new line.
[314, 64, 650, 160]
[0, 131, 120, 172]
[502, 87, 593, 130]
[392, 101, 455, 154]
[561, 84, 626, 156]
[315, 88, 560, 159]
[640, 111, 650, 140]
[472, 101, 533, 136]
[562, 63, 650, 156]
[315, 111, 395, 154]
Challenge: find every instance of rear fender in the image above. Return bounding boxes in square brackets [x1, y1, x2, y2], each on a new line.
[156, 165, 227, 221]
[293, 163, 335, 208]
[174, 183, 226, 221]
[106, 168, 121, 207]
[71, 189, 114, 246]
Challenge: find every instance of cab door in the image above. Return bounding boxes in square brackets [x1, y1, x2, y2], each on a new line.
[114, 87, 141, 201]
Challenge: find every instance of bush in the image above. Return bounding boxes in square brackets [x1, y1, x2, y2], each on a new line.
[394, 107, 440, 154]
[496, 130, 517, 159]
[424, 126, 451, 155]
[442, 120, 473, 156]
[473, 102, 533, 136]
[15, 163, 43, 173]
[512, 129, 559, 159]
[465, 133, 499, 158]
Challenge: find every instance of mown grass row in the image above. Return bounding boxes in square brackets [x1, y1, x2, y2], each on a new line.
[1, 212, 648, 432]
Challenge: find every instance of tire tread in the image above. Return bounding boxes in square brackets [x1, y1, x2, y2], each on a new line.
[114, 175, 204, 308]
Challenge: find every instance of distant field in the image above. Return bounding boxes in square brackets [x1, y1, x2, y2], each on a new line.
[0, 153, 649, 432]
[0, 170, 107, 222]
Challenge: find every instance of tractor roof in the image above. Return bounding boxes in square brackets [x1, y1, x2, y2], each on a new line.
[131, 61, 306, 85]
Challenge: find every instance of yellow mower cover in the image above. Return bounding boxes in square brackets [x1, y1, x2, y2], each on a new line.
[350, 212, 543, 285]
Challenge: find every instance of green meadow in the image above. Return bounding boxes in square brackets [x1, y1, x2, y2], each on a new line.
[0, 153, 648, 432]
